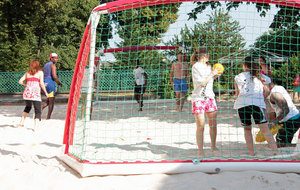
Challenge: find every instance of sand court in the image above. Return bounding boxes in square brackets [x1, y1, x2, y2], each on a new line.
[70, 100, 298, 163]
[1, 102, 300, 189]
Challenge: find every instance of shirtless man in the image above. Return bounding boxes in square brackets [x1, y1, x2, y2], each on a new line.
[170, 52, 190, 112]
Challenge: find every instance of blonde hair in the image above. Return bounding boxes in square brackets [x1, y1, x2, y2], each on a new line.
[191, 47, 209, 67]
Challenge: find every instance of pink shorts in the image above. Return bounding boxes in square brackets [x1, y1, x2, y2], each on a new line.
[192, 98, 217, 114]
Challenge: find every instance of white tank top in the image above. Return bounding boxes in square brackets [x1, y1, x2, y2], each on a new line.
[270, 85, 299, 122]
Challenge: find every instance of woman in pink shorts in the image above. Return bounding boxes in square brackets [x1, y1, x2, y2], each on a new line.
[190, 47, 221, 156]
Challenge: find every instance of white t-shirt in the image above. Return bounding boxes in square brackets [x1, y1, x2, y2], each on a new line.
[133, 67, 145, 85]
[270, 85, 299, 122]
[191, 62, 215, 101]
[234, 72, 271, 109]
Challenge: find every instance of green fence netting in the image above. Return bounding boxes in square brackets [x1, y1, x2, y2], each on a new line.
[0, 70, 166, 94]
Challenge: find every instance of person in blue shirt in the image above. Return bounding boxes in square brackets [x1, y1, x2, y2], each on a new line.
[42, 53, 63, 119]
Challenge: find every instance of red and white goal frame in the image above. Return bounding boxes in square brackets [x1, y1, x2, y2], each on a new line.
[61, 0, 300, 177]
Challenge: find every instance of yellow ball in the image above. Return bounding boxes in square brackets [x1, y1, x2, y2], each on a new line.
[213, 63, 224, 74]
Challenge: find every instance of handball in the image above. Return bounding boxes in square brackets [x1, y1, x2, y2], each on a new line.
[213, 63, 224, 74]
[255, 124, 282, 142]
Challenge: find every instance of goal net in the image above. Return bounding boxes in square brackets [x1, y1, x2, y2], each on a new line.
[62, 0, 300, 177]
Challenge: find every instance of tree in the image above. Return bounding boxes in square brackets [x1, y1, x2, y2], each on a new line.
[254, 28, 300, 58]
[254, 28, 300, 87]
[0, 0, 99, 72]
[0, 0, 42, 71]
[37, 0, 100, 70]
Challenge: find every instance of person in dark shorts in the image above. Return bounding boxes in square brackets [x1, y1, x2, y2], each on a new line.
[42, 53, 63, 119]
[238, 105, 268, 127]
[268, 83, 300, 147]
[133, 60, 148, 111]
[234, 56, 278, 156]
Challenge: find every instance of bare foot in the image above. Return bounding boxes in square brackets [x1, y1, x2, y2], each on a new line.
[198, 150, 204, 157]
[211, 147, 219, 151]
[249, 151, 255, 156]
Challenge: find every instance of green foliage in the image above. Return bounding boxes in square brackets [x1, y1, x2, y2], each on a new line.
[270, 5, 300, 30]
[254, 28, 300, 57]
[38, 44, 79, 70]
[287, 54, 299, 88]
[254, 27, 299, 89]
[157, 70, 174, 99]
[272, 61, 289, 87]
[0, 0, 99, 72]
[289, 54, 300, 74]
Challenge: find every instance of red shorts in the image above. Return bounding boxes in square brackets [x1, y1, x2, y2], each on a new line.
[192, 98, 217, 114]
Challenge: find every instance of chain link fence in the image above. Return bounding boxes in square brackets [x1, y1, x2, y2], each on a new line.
[0, 71, 74, 94]
[0, 70, 168, 94]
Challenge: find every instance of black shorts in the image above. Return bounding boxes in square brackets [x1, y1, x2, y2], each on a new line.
[238, 105, 267, 126]
[276, 116, 300, 144]
[134, 85, 145, 94]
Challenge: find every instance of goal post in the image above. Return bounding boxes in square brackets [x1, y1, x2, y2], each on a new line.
[62, 0, 300, 177]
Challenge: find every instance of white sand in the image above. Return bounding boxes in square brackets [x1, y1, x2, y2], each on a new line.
[1, 103, 300, 190]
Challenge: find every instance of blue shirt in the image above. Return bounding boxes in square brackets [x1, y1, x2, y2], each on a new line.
[44, 61, 53, 80]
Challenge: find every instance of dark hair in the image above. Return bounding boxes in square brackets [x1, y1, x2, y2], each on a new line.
[135, 60, 140, 66]
[191, 47, 209, 66]
[28, 60, 41, 75]
[244, 56, 260, 80]
[259, 56, 266, 63]
[177, 52, 185, 62]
